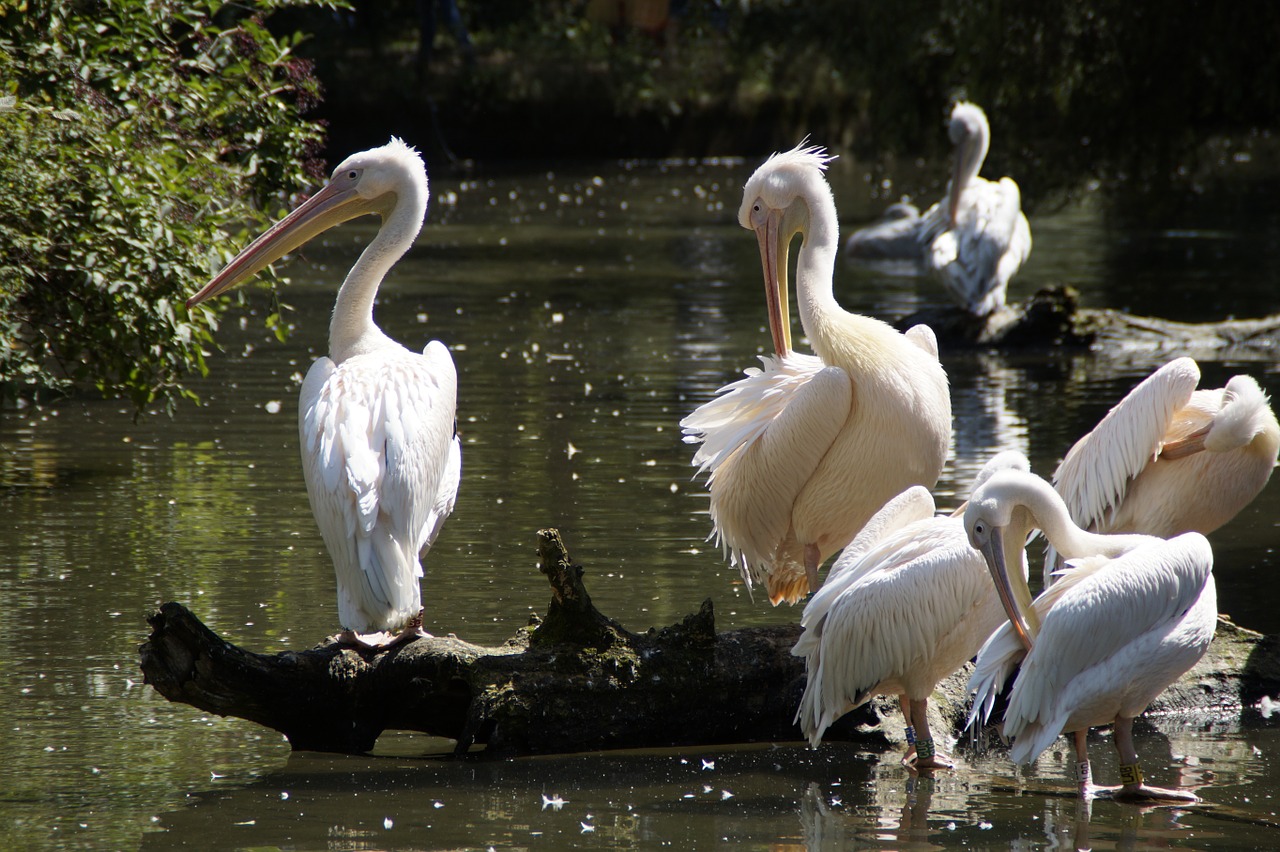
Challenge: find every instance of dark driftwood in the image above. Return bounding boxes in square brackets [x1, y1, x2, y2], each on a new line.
[139, 528, 1280, 756]
[896, 284, 1280, 355]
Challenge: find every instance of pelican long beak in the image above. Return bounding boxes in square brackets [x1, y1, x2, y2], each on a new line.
[754, 208, 792, 356]
[1159, 423, 1212, 460]
[187, 179, 374, 307]
[978, 525, 1037, 653]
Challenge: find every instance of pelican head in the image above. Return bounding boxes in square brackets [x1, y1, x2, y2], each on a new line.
[738, 143, 836, 357]
[963, 460, 1045, 652]
[187, 137, 428, 307]
[947, 102, 991, 226]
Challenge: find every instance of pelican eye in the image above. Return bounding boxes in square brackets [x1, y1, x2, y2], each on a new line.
[973, 522, 986, 536]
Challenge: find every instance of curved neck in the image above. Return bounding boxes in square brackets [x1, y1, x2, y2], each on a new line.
[329, 187, 426, 362]
[793, 190, 843, 349]
[1022, 476, 1149, 562]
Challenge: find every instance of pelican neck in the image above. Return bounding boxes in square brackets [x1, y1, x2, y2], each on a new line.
[1023, 477, 1150, 561]
[329, 191, 425, 363]
[792, 196, 899, 365]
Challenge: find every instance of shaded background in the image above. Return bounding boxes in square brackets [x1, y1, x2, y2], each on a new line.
[275, 0, 1280, 200]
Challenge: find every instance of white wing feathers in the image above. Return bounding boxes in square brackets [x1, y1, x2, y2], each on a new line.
[299, 340, 459, 633]
[925, 178, 1031, 316]
[681, 351, 850, 591]
[794, 516, 986, 747]
[682, 352, 828, 476]
[1054, 358, 1199, 529]
[1001, 533, 1214, 764]
[1046, 358, 1200, 577]
[819, 486, 936, 591]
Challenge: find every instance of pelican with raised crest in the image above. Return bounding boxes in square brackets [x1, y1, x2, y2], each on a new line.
[187, 138, 461, 648]
[682, 143, 951, 604]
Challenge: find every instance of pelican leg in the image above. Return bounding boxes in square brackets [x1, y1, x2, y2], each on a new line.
[803, 544, 822, 596]
[905, 697, 953, 770]
[899, 694, 917, 765]
[1107, 717, 1199, 803]
[332, 610, 433, 650]
[1072, 729, 1094, 800]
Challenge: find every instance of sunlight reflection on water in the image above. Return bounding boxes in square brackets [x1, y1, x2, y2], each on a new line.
[3, 158, 1280, 848]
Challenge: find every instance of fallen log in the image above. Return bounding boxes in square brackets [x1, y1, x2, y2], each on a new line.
[895, 284, 1280, 356]
[139, 528, 1280, 756]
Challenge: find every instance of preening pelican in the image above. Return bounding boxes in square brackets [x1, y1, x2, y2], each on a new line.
[965, 464, 1216, 802]
[187, 138, 461, 647]
[681, 143, 951, 604]
[793, 451, 1029, 769]
[1046, 357, 1278, 585]
[845, 102, 1031, 317]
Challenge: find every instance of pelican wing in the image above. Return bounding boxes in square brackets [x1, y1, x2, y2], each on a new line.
[418, 341, 462, 550]
[1046, 358, 1201, 576]
[818, 486, 936, 593]
[299, 342, 459, 633]
[797, 485, 936, 657]
[926, 178, 1031, 316]
[794, 518, 988, 746]
[681, 351, 851, 593]
[1004, 533, 1215, 764]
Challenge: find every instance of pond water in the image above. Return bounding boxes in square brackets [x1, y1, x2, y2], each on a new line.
[3, 153, 1280, 849]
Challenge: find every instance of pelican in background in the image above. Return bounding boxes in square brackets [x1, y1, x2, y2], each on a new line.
[793, 451, 1029, 769]
[681, 143, 951, 604]
[187, 138, 461, 648]
[1046, 357, 1278, 585]
[845, 102, 1032, 317]
[965, 464, 1216, 802]
[842, 201, 922, 262]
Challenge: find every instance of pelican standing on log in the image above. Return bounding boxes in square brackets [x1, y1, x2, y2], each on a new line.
[1045, 357, 1278, 584]
[681, 144, 951, 604]
[845, 102, 1031, 317]
[965, 464, 1216, 802]
[187, 138, 461, 648]
[793, 451, 1029, 769]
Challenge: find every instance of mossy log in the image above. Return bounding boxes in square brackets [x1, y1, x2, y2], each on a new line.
[896, 285, 1280, 355]
[139, 529, 1280, 756]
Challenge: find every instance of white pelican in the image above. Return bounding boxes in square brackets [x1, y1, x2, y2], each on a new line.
[1045, 357, 1278, 585]
[793, 451, 1029, 769]
[681, 143, 951, 604]
[187, 138, 461, 648]
[965, 464, 1217, 802]
[845, 102, 1032, 317]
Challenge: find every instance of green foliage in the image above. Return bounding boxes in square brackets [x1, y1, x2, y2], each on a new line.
[0, 0, 341, 412]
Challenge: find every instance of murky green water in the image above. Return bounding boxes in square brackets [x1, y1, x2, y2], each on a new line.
[3, 156, 1280, 849]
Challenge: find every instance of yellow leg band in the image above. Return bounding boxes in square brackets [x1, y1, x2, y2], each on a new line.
[1118, 762, 1144, 785]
